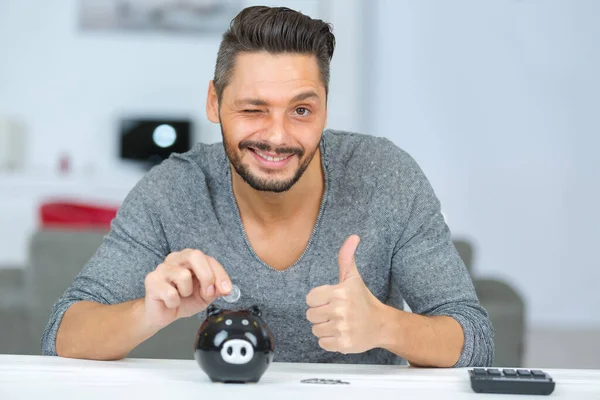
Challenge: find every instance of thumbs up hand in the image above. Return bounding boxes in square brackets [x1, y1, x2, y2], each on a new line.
[306, 235, 386, 354]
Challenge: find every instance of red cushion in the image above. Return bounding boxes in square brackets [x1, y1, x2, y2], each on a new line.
[40, 202, 119, 229]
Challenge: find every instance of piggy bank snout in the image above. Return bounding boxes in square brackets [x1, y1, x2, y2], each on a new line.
[220, 339, 254, 365]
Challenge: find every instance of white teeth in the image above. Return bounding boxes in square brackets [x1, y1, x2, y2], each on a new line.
[255, 149, 288, 162]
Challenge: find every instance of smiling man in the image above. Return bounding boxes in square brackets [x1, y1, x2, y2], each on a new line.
[42, 6, 494, 367]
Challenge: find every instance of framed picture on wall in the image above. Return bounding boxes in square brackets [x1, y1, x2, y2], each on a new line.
[78, 0, 242, 34]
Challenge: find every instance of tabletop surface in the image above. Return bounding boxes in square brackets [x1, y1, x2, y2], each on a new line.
[1, 355, 599, 399]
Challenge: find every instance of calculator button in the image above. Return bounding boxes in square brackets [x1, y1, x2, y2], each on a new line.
[469, 368, 555, 395]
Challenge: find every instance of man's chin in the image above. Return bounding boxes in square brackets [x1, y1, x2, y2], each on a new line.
[240, 172, 299, 193]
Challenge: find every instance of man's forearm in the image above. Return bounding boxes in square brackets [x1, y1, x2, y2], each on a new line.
[375, 304, 464, 367]
[56, 299, 159, 360]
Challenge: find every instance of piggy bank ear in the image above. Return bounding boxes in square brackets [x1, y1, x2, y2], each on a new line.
[248, 305, 261, 317]
[207, 305, 221, 317]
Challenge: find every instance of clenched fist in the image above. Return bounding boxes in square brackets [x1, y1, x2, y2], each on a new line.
[306, 235, 385, 354]
[143, 249, 232, 330]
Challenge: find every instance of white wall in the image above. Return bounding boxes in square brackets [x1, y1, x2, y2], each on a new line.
[370, 0, 600, 328]
[0, 0, 365, 266]
[0, 0, 361, 176]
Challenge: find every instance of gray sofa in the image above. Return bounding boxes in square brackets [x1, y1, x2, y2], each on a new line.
[454, 239, 526, 367]
[0, 230, 525, 366]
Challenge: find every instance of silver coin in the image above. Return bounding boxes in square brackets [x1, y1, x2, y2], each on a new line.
[221, 284, 241, 303]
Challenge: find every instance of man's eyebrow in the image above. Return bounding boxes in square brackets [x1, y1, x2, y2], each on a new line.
[233, 98, 269, 107]
[290, 91, 320, 103]
[233, 91, 320, 107]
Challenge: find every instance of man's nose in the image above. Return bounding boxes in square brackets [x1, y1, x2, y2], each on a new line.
[260, 112, 291, 147]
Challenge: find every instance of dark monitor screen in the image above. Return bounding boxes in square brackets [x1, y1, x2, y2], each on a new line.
[120, 118, 192, 165]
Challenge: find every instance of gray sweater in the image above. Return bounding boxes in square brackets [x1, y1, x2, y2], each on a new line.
[41, 129, 494, 367]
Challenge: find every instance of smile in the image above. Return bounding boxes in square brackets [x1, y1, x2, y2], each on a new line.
[251, 149, 293, 162]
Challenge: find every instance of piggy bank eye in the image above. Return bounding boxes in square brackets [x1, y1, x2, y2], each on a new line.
[225, 319, 233, 326]
[242, 319, 249, 326]
[213, 330, 228, 347]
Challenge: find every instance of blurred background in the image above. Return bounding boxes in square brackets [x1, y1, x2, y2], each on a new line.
[0, 0, 598, 367]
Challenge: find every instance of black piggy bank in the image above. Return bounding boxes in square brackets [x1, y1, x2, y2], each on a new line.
[194, 305, 275, 383]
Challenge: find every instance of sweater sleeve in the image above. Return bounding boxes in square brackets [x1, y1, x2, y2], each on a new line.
[40, 175, 169, 356]
[390, 156, 495, 367]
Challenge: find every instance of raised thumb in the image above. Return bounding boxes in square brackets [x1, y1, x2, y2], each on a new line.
[338, 235, 361, 282]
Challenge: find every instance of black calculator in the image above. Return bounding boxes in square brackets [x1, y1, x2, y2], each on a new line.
[469, 368, 555, 395]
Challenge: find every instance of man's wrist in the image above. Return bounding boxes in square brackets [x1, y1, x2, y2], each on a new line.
[373, 303, 407, 352]
[132, 298, 164, 339]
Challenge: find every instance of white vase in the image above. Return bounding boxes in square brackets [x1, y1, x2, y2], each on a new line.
[0, 118, 27, 171]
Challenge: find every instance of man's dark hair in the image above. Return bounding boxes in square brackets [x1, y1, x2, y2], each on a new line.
[213, 6, 335, 101]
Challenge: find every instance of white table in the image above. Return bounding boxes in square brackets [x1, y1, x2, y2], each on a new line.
[1, 355, 599, 399]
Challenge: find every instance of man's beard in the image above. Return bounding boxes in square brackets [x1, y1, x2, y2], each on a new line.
[221, 126, 320, 193]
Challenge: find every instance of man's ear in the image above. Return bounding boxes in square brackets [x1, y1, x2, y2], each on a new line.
[206, 80, 220, 123]
[323, 91, 328, 128]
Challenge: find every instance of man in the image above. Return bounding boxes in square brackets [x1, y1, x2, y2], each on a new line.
[42, 6, 494, 367]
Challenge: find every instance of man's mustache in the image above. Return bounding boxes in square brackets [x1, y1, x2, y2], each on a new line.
[239, 140, 304, 158]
